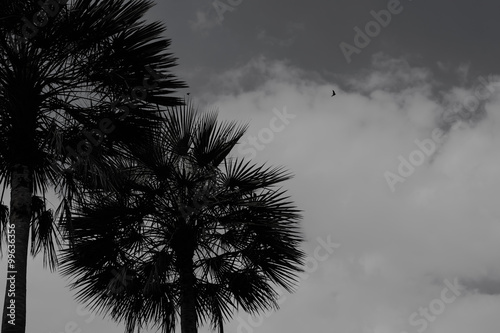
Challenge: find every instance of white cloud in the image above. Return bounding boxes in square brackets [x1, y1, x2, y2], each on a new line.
[201, 54, 500, 332]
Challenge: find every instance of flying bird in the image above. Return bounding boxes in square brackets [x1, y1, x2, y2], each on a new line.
[331, 90, 336, 97]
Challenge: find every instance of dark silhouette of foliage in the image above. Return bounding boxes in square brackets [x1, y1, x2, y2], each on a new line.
[0, 1, 186, 331]
[60, 103, 305, 333]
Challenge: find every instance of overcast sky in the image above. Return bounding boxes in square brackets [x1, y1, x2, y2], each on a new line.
[6, 0, 500, 332]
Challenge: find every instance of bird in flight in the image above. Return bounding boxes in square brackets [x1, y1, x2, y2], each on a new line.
[331, 90, 336, 97]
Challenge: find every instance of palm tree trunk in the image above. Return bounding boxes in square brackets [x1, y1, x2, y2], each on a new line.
[176, 225, 197, 333]
[179, 255, 197, 333]
[1, 164, 32, 333]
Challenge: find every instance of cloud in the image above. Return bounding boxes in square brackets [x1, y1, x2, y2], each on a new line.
[343, 53, 436, 93]
[201, 54, 500, 333]
[431, 293, 500, 333]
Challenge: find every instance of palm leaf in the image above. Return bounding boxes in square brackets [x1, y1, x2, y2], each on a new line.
[60, 103, 305, 332]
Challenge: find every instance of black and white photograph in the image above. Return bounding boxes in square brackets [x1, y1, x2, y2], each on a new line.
[1, 1, 500, 332]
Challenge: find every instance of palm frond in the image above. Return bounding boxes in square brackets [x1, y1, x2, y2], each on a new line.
[60, 103, 304, 332]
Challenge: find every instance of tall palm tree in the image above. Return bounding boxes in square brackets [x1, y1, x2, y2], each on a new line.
[0, 1, 187, 332]
[60, 103, 306, 333]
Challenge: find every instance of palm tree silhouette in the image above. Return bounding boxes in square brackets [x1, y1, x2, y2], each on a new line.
[0, 1, 186, 331]
[60, 102, 305, 333]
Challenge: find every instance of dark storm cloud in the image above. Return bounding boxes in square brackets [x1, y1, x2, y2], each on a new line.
[461, 277, 500, 296]
[155, 0, 500, 93]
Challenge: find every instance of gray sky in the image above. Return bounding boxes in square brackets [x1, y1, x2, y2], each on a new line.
[5, 0, 500, 332]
